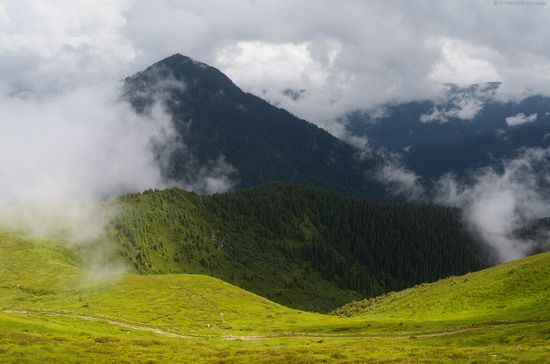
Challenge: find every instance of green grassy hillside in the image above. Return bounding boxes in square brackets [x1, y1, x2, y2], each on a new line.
[109, 183, 491, 312]
[1, 229, 548, 362]
[0, 230, 315, 336]
[334, 252, 550, 325]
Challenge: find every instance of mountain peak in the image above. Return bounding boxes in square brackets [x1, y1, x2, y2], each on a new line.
[123, 54, 385, 198]
[153, 53, 211, 72]
[166, 52, 187, 60]
[130, 53, 237, 94]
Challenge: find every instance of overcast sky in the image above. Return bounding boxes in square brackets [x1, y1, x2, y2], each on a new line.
[1, 0, 549, 126]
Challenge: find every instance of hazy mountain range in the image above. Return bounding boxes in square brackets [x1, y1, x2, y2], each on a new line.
[347, 82, 550, 182]
[124, 54, 550, 199]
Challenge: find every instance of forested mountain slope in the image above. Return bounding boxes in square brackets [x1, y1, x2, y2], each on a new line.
[109, 183, 492, 312]
[124, 54, 385, 197]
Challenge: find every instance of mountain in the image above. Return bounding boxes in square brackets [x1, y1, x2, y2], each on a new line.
[124, 58, 550, 191]
[108, 183, 492, 312]
[405, 124, 550, 181]
[1, 230, 548, 362]
[349, 83, 550, 151]
[124, 54, 384, 197]
[347, 83, 550, 181]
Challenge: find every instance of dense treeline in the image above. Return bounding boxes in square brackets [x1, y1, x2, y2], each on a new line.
[204, 184, 491, 295]
[110, 183, 492, 312]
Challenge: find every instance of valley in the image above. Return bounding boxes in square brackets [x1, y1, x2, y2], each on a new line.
[108, 184, 491, 312]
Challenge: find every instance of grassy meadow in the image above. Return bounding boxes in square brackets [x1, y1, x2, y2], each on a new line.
[0, 229, 549, 363]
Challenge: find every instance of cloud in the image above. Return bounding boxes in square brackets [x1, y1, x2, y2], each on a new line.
[428, 37, 502, 86]
[505, 112, 538, 126]
[374, 151, 426, 202]
[214, 39, 357, 138]
[3, 1, 550, 141]
[0, 67, 239, 242]
[216, 41, 332, 91]
[375, 147, 550, 262]
[0, 0, 135, 95]
[419, 83, 498, 123]
[124, 0, 550, 142]
[434, 148, 550, 262]
[185, 156, 237, 194]
[419, 96, 484, 123]
[0, 83, 177, 242]
[118, 1, 442, 133]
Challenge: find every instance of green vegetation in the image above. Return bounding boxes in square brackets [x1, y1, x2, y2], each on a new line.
[0, 229, 548, 363]
[109, 183, 491, 312]
[334, 251, 550, 322]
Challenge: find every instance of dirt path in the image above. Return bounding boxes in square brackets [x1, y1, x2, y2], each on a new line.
[1, 309, 198, 339]
[0, 309, 529, 341]
[220, 326, 484, 341]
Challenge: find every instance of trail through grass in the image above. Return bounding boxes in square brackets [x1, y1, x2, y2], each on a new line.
[5, 309, 541, 340]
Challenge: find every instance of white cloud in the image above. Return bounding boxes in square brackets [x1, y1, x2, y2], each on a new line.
[2, 0, 548, 140]
[505, 112, 538, 126]
[127, 0, 546, 136]
[216, 41, 332, 90]
[0, 82, 177, 241]
[420, 97, 483, 123]
[420, 83, 497, 123]
[0, 1, 249, 242]
[435, 148, 550, 262]
[184, 155, 237, 194]
[0, 0, 135, 94]
[429, 37, 502, 86]
[214, 39, 358, 137]
[419, 108, 448, 124]
[375, 152, 426, 202]
[375, 146, 550, 263]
